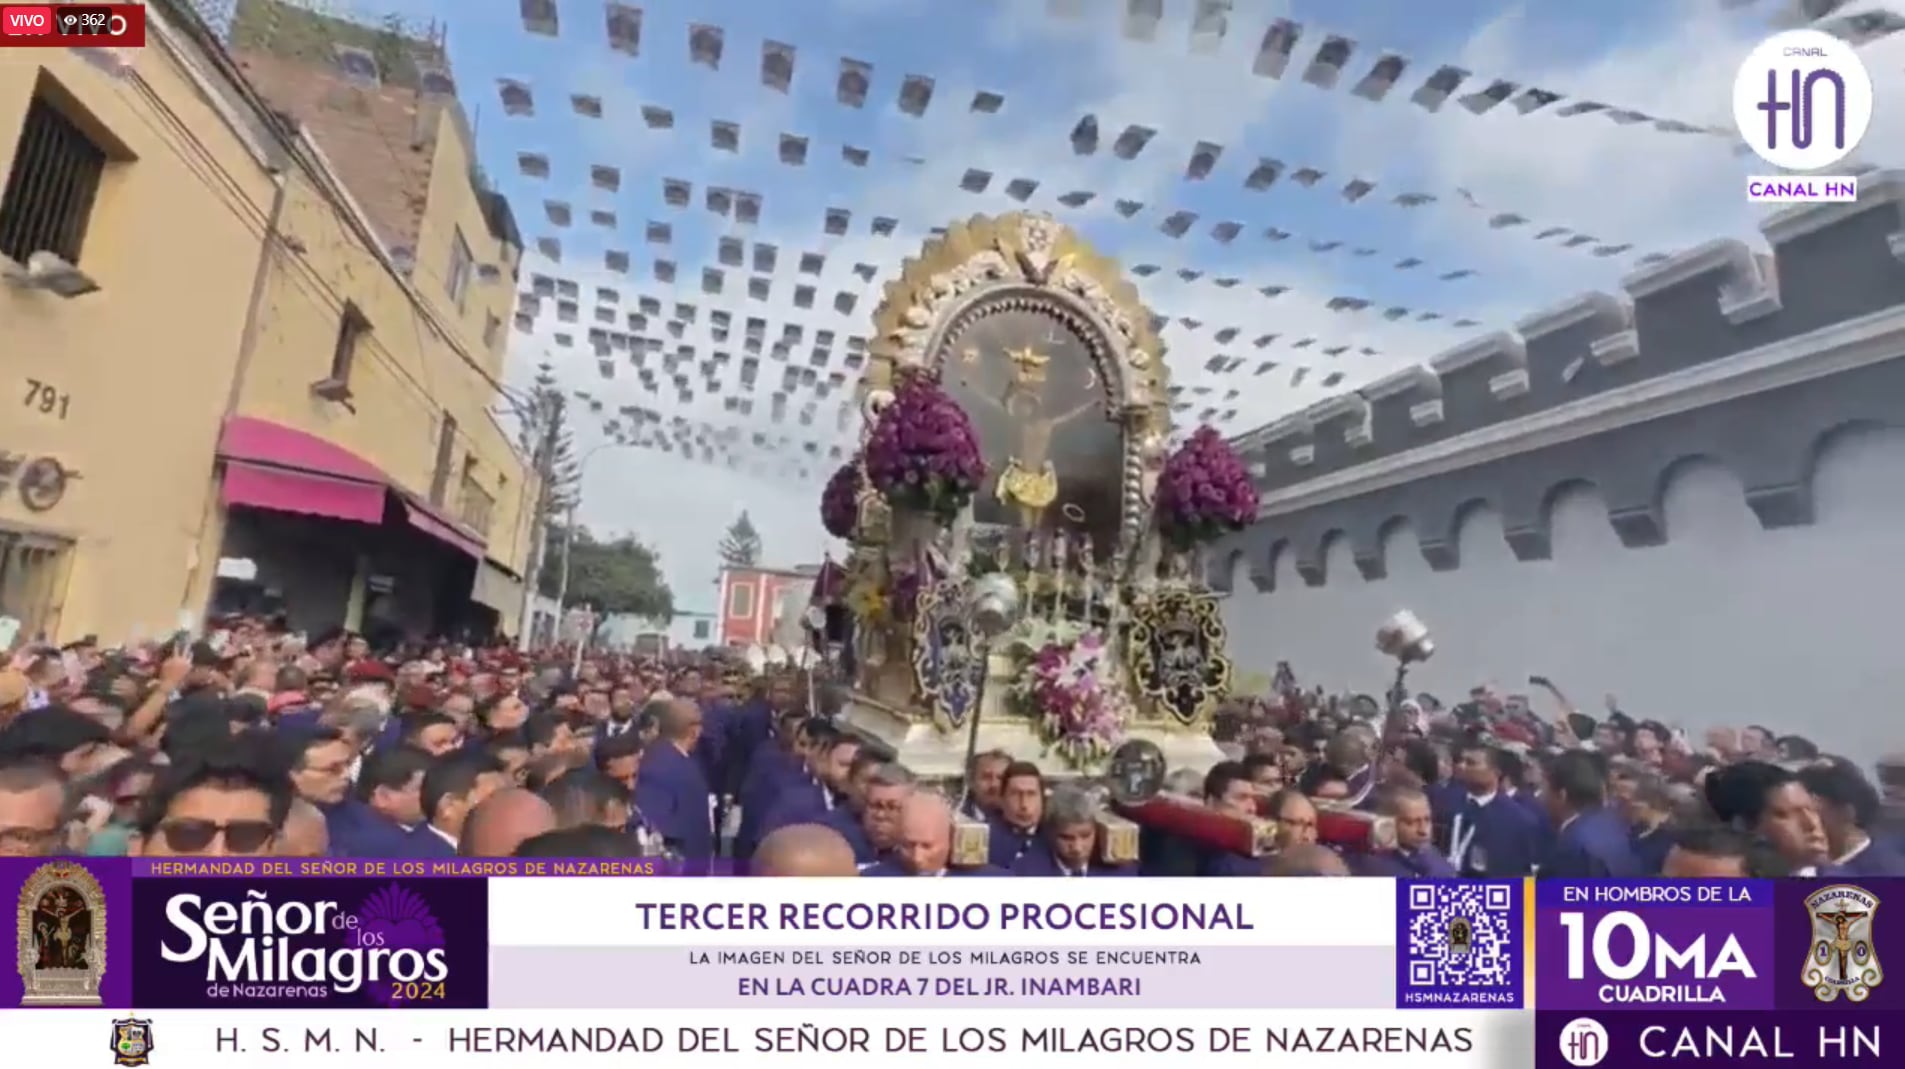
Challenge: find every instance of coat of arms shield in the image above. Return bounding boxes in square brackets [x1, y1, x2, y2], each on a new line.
[111, 1017, 153, 1066]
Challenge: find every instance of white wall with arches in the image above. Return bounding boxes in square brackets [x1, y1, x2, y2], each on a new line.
[1220, 426, 1905, 763]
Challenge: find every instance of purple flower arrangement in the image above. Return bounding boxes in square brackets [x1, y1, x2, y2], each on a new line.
[863, 372, 987, 523]
[1013, 631, 1127, 768]
[1155, 425, 1260, 549]
[820, 460, 861, 540]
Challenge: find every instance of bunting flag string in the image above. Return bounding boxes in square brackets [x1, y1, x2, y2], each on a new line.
[1040, 1, 1905, 145]
[518, 215, 1455, 390]
[516, 257, 1389, 437]
[567, 395, 845, 484]
[796, 205, 1479, 329]
[1064, 116, 1655, 264]
[497, 79, 1500, 278]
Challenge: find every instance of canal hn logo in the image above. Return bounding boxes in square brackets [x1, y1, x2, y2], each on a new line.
[1803, 884, 1883, 1003]
[1732, 29, 1873, 204]
[1557, 1018, 1608, 1068]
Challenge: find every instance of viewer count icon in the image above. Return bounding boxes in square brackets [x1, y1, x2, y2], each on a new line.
[1558, 1018, 1609, 1068]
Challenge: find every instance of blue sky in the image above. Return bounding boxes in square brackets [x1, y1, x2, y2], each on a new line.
[263, 0, 1905, 601]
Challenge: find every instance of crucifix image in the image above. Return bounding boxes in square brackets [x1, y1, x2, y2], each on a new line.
[952, 316, 1103, 533]
[1817, 907, 1870, 983]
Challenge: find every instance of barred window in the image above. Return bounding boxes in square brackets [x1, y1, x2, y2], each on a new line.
[0, 95, 108, 265]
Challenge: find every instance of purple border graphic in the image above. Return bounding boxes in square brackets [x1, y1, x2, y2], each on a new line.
[1533, 878, 1905, 1068]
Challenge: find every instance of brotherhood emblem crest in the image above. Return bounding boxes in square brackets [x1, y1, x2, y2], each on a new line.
[1804, 884, 1883, 1003]
[110, 1018, 154, 1066]
[910, 578, 985, 731]
[1126, 590, 1232, 726]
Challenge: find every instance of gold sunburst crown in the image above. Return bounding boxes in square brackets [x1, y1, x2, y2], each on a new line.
[1006, 346, 1051, 386]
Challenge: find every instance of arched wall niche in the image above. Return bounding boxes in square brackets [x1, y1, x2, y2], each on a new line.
[1220, 426, 1905, 763]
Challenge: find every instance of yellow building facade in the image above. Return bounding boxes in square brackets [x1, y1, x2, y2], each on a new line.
[0, 3, 534, 646]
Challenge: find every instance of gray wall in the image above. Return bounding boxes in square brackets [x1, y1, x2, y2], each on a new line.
[1217, 425, 1905, 763]
[1209, 170, 1905, 761]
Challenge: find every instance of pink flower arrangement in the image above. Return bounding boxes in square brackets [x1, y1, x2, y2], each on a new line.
[863, 372, 987, 523]
[1155, 425, 1260, 549]
[1013, 631, 1127, 767]
[819, 460, 861, 540]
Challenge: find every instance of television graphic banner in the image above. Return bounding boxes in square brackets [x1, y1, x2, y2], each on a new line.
[1534, 878, 1903, 1068]
[0, 859, 1530, 1066]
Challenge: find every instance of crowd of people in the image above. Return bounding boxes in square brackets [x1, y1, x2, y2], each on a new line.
[0, 616, 1901, 881]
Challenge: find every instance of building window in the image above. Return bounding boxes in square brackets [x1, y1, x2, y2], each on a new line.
[0, 93, 109, 266]
[483, 312, 503, 350]
[457, 455, 493, 535]
[429, 415, 458, 506]
[728, 582, 753, 618]
[328, 301, 370, 386]
[447, 228, 474, 311]
[692, 619, 710, 640]
[0, 531, 72, 643]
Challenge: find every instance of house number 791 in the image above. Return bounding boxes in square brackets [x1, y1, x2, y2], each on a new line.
[22, 380, 71, 420]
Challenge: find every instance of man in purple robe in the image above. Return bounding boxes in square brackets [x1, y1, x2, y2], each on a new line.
[734, 711, 811, 858]
[633, 698, 713, 859]
[1354, 786, 1455, 877]
[1010, 786, 1134, 877]
[987, 761, 1045, 869]
[864, 793, 1005, 876]
[760, 726, 859, 838]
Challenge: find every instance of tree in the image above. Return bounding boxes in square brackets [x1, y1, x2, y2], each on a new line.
[518, 363, 580, 525]
[537, 523, 675, 621]
[718, 510, 763, 567]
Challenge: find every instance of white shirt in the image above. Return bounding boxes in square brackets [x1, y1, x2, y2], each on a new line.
[1448, 792, 1499, 870]
[1836, 838, 1871, 866]
[426, 824, 457, 850]
[1060, 863, 1088, 877]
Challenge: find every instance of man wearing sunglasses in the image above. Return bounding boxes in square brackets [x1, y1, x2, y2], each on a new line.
[131, 752, 291, 857]
[0, 757, 67, 856]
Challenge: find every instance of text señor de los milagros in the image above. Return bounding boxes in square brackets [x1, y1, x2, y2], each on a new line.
[159, 889, 449, 992]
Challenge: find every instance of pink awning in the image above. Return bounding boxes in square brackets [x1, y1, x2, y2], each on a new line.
[219, 416, 387, 482]
[222, 462, 386, 523]
[401, 497, 485, 559]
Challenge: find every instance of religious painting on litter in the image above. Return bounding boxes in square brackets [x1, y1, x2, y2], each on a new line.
[935, 296, 1123, 553]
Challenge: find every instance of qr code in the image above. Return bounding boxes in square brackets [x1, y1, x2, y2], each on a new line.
[1404, 882, 1514, 989]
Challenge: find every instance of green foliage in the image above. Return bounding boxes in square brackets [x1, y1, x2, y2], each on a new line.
[519, 363, 580, 522]
[538, 524, 674, 621]
[717, 510, 763, 567]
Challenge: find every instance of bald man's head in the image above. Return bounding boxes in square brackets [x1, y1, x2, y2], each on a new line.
[753, 824, 860, 876]
[1266, 844, 1351, 877]
[896, 792, 953, 875]
[279, 799, 329, 858]
[459, 787, 556, 857]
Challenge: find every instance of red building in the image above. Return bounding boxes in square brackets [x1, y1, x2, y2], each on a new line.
[717, 563, 822, 648]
